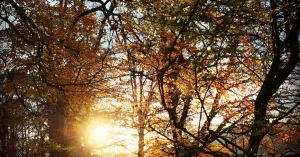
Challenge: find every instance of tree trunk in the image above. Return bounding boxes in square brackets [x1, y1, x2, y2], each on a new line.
[8, 129, 17, 157]
[0, 121, 9, 157]
[49, 111, 67, 157]
[137, 117, 145, 157]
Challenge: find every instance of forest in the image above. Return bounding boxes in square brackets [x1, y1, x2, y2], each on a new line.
[0, 0, 299, 157]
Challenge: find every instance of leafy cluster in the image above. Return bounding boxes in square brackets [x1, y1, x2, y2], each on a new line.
[0, 0, 299, 157]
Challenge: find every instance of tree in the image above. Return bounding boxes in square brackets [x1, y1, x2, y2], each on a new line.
[1, 0, 116, 156]
[0, 0, 299, 157]
[118, 0, 300, 156]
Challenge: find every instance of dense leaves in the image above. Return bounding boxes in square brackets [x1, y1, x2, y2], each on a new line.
[0, 0, 299, 157]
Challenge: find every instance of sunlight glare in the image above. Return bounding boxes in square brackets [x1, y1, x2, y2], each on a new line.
[91, 126, 108, 141]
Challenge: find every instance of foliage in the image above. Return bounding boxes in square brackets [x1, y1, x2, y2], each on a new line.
[0, 0, 299, 157]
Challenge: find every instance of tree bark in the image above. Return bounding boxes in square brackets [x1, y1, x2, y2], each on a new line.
[49, 111, 67, 157]
[248, 1, 300, 155]
[137, 115, 145, 157]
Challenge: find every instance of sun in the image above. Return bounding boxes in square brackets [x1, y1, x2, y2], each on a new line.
[91, 125, 108, 141]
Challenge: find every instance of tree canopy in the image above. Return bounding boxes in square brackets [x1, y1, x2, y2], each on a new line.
[0, 0, 299, 157]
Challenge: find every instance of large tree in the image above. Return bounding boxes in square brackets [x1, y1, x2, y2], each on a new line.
[119, 0, 300, 156]
[1, 0, 299, 157]
[1, 0, 116, 156]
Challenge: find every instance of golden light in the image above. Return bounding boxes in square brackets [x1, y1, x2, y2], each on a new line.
[91, 125, 108, 141]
